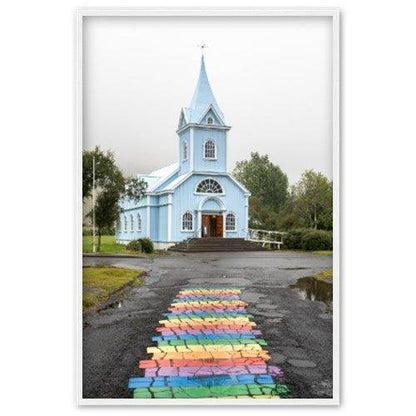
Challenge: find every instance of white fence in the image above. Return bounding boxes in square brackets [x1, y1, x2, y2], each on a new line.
[246, 228, 287, 250]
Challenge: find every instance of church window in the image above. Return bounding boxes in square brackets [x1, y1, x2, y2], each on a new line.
[130, 214, 134, 232]
[204, 139, 216, 159]
[226, 213, 236, 231]
[207, 116, 213, 125]
[123, 215, 127, 232]
[196, 178, 223, 194]
[183, 141, 188, 161]
[137, 213, 142, 231]
[182, 211, 193, 231]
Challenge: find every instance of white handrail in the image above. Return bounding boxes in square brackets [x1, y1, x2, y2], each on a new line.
[246, 228, 286, 249]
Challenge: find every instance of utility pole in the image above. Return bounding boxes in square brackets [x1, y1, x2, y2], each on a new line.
[92, 156, 96, 253]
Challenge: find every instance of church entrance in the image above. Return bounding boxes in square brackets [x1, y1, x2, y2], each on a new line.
[202, 214, 223, 237]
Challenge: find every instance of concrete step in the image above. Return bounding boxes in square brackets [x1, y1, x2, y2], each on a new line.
[169, 238, 267, 252]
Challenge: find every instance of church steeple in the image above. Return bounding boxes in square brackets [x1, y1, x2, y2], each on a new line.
[188, 55, 224, 122]
[178, 55, 226, 128]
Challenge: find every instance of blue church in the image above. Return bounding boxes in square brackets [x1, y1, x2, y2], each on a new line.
[116, 55, 250, 249]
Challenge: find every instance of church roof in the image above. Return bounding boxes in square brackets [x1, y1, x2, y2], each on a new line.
[184, 55, 225, 124]
[138, 162, 178, 192]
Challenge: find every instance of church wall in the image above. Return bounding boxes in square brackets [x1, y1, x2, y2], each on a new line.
[170, 174, 247, 242]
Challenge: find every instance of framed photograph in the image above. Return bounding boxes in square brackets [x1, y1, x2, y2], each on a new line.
[76, 7, 340, 405]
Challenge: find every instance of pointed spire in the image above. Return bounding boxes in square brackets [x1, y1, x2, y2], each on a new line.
[188, 55, 224, 122]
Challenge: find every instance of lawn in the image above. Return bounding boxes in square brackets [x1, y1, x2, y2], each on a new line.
[83, 235, 169, 257]
[83, 266, 144, 312]
[314, 269, 333, 282]
[312, 250, 333, 256]
[83, 235, 128, 254]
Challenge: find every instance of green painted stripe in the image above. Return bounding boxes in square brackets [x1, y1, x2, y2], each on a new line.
[133, 383, 289, 399]
[156, 338, 267, 346]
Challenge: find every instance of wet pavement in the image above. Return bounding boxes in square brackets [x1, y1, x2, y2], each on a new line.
[83, 251, 333, 399]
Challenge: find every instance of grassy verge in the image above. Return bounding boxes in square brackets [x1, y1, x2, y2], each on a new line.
[82, 235, 169, 257]
[83, 266, 144, 312]
[314, 269, 333, 283]
[311, 250, 333, 256]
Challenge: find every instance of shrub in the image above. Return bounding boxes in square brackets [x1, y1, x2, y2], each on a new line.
[139, 237, 154, 254]
[126, 239, 142, 252]
[301, 230, 333, 251]
[283, 229, 309, 249]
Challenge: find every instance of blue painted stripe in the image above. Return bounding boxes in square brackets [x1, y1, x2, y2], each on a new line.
[128, 374, 275, 389]
[152, 333, 257, 342]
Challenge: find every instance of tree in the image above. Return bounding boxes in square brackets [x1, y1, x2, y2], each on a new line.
[83, 147, 147, 251]
[83, 147, 124, 200]
[233, 152, 289, 229]
[291, 170, 333, 230]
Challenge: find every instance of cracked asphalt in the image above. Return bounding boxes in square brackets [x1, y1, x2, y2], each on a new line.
[82, 251, 333, 399]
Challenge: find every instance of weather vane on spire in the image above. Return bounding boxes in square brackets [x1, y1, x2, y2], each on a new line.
[198, 42, 208, 54]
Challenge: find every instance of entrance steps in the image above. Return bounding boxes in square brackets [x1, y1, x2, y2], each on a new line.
[169, 237, 267, 252]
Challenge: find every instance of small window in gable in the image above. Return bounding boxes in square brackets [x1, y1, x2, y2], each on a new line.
[204, 139, 216, 159]
[183, 141, 188, 161]
[226, 213, 236, 231]
[207, 116, 214, 125]
[182, 211, 193, 231]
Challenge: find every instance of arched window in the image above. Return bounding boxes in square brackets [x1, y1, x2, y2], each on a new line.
[123, 215, 127, 232]
[207, 116, 213, 125]
[204, 139, 216, 159]
[226, 213, 236, 231]
[137, 213, 142, 231]
[116, 218, 121, 232]
[130, 214, 134, 232]
[182, 211, 193, 231]
[183, 141, 188, 161]
[196, 178, 223, 194]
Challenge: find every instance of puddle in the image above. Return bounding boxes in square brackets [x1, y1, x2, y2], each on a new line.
[289, 276, 332, 313]
[279, 267, 310, 271]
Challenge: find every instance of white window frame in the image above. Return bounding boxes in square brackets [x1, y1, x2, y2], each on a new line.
[183, 140, 188, 161]
[195, 178, 224, 195]
[181, 211, 194, 232]
[137, 213, 142, 231]
[225, 212, 237, 232]
[130, 214, 134, 232]
[203, 139, 216, 160]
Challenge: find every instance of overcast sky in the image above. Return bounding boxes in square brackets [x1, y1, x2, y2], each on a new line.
[83, 16, 332, 184]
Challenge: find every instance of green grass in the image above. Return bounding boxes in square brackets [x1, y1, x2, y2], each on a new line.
[82, 235, 169, 257]
[83, 266, 144, 311]
[314, 269, 333, 282]
[312, 250, 333, 256]
[83, 235, 127, 254]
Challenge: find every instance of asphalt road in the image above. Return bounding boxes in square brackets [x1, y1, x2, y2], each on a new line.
[82, 251, 333, 399]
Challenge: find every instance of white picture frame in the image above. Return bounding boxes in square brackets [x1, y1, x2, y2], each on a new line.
[76, 7, 340, 406]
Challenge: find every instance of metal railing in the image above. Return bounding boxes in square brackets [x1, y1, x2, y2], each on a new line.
[245, 228, 287, 250]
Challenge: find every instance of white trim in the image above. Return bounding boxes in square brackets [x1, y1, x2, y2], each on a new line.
[197, 196, 226, 212]
[245, 195, 249, 239]
[203, 138, 217, 160]
[196, 104, 225, 126]
[137, 212, 142, 232]
[225, 211, 237, 232]
[181, 210, 194, 232]
[190, 129, 194, 170]
[182, 140, 188, 162]
[146, 196, 150, 237]
[167, 194, 172, 241]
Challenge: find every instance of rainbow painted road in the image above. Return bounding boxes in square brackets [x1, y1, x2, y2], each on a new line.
[128, 287, 290, 399]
